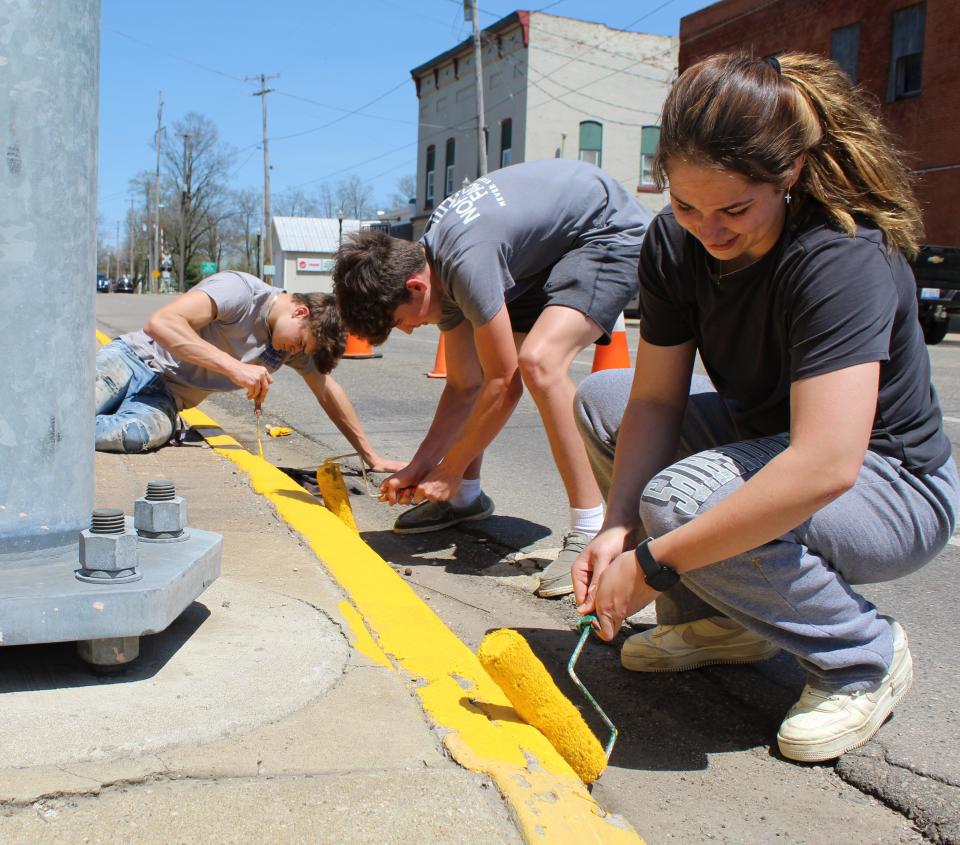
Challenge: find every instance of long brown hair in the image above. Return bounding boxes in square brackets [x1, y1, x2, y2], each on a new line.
[655, 52, 923, 256]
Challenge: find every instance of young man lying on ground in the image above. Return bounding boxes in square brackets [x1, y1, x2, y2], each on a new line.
[95, 270, 403, 472]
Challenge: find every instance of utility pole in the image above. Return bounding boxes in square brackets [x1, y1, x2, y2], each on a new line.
[129, 197, 135, 288]
[115, 220, 120, 281]
[153, 92, 163, 294]
[247, 73, 278, 281]
[465, 0, 488, 176]
[178, 132, 192, 293]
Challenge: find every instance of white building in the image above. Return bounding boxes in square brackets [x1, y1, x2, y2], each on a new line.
[270, 216, 362, 294]
[410, 11, 678, 238]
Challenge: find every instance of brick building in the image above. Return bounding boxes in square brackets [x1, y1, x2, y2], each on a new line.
[679, 0, 959, 248]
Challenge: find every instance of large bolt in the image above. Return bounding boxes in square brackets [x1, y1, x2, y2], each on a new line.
[134, 479, 187, 540]
[77, 508, 140, 583]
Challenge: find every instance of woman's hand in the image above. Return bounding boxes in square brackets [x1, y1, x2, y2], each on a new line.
[590, 549, 659, 641]
[573, 525, 632, 609]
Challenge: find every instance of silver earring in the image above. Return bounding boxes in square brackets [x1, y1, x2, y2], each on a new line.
[785, 190, 792, 205]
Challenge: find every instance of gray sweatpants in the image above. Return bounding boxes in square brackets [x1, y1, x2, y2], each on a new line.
[575, 370, 959, 693]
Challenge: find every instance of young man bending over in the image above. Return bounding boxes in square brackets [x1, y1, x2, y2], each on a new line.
[334, 159, 648, 597]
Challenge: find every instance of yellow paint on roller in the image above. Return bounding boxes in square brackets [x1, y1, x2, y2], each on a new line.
[121, 397, 645, 843]
[478, 628, 607, 783]
[316, 461, 357, 533]
[267, 426, 293, 437]
[337, 600, 392, 669]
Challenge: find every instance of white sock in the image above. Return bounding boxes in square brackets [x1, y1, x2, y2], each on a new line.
[570, 504, 604, 537]
[451, 477, 482, 508]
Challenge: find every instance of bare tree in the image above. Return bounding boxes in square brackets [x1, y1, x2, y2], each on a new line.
[336, 175, 373, 219]
[273, 187, 319, 218]
[389, 174, 416, 208]
[314, 182, 339, 218]
[162, 112, 237, 288]
[224, 187, 261, 272]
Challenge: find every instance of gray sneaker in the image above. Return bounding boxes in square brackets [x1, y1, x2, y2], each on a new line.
[392, 492, 495, 535]
[535, 531, 591, 598]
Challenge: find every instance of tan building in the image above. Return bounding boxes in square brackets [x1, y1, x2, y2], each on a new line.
[409, 11, 678, 238]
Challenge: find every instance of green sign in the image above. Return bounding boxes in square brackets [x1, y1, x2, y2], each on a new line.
[200, 261, 217, 276]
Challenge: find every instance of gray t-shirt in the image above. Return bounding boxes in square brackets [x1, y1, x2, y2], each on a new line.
[639, 208, 951, 475]
[120, 271, 315, 410]
[420, 159, 650, 330]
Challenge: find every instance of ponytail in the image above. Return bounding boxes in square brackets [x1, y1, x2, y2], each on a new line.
[656, 52, 923, 257]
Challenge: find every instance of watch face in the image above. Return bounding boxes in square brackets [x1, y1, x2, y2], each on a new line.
[647, 566, 680, 592]
[635, 540, 679, 591]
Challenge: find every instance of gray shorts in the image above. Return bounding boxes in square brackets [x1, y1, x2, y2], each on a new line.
[507, 228, 642, 344]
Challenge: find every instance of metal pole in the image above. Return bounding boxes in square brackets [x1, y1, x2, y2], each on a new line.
[179, 132, 191, 292]
[128, 198, 135, 286]
[467, 0, 488, 176]
[0, 0, 97, 556]
[248, 73, 278, 281]
[153, 91, 163, 294]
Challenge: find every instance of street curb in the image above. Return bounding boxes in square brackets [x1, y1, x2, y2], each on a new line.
[95, 332, 645, 845]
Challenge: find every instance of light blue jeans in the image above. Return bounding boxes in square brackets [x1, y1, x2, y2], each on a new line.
[576, 370, 959, 693]
[95, 341, 178, 453]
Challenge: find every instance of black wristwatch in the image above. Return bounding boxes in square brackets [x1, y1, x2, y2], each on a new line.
[634, 538, 680, 592]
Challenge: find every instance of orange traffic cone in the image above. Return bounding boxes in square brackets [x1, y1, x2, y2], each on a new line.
[343, 333, 382, 359]
[591, 313, 631, 372]
[427, 333, 447, 378]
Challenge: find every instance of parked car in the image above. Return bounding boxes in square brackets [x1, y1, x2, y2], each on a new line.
[114, 275, 136, 293]
[912, 245, 960, 345]
[96, 275, 110, 293]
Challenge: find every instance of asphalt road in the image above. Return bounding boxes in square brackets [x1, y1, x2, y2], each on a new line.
[97, 292, 960, 844]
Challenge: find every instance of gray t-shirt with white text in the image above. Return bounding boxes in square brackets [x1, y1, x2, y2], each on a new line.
[120, 271, 314, 410]
[420, 159, 650, 330]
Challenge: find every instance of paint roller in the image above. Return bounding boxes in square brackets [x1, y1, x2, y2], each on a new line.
[477, 614, 616, 783]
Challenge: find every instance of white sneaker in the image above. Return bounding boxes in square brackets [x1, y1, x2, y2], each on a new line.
[777, 619, 913, 763]
[621, 617, 779, 672]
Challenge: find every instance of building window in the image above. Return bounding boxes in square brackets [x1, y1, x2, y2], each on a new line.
[888, 3, 925, 101]
[639, 126, 660, 188]
[444, 138, 456, 197]
[579, 120, 602, 167]
[500, 119, 512, 168]
[425, 145, 435, 209]
[831, 23, 860, 83]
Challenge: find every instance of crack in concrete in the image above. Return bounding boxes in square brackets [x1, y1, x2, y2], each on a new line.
[835, 741, 960, 844]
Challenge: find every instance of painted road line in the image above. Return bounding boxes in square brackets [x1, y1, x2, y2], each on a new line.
[943, 416, 960, 424]
[179, 406, 644, 845]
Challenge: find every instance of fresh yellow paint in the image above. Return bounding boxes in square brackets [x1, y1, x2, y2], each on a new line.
[316, 461, 358, 533]
[337, 600, 392, 669]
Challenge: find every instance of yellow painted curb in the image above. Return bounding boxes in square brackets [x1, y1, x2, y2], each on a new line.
[95, 332, 643, 844]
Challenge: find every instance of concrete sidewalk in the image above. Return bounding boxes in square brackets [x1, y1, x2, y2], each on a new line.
[0, 409, 642, 843]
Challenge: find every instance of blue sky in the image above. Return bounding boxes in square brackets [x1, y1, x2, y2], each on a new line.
[99, 0, 714, 235]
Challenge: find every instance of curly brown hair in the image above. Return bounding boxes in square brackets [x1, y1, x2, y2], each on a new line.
[656, 52, 923, 257]
[332, 230, 426, 345]
[291, 292, 346, 374]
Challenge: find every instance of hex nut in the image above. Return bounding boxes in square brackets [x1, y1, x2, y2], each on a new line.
[134, 496, 187, 536]
[79, 529, 139, 572]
